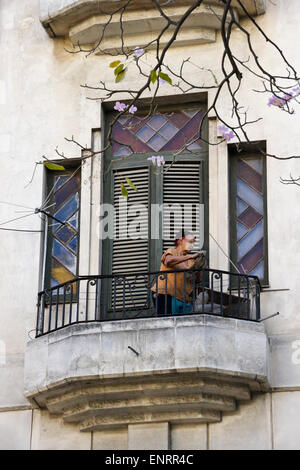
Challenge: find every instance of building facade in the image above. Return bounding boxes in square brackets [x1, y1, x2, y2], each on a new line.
[0, 0, 300, 450]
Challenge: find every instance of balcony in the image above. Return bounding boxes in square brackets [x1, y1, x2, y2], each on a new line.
[34, 268, 261, 336]
[24, 268, 270, 431]
[39, 0, 266, 52]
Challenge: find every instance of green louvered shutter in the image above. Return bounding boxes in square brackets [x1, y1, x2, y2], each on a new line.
[162, 162, 203, 253]
[110, 166, 150, 311]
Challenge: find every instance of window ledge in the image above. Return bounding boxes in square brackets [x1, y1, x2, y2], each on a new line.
[24, 314, 270, 431]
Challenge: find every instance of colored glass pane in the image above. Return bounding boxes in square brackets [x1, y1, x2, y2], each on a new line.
[238, 206, 262, 229]
[136, 125, 156, 143]
[148, 115, 167, 130]
[237, 178, 263, 214]
[158, 123, 178, 140]
[68, 212, 78, 230]
[237, 198, 248, 216]
[55, 193, 79, 222]
[147, 134, 167, 151]
[56, 224, 76, 243]
[113, 146, 132, 157]
[233, 157, 265, 279]
[249, 260, 264, 278]
[54, 174, 80, 211]
[48, 171, 80, 289]
[241, 157, 262, 174]
[238, 239, 264, 273]
[237, 159, 262, 193]
[237, 220, 263, 260]
[237, 221, 248, 241]
[67, 236, 78, 254]
[54, 175, 70, 191]
[52, 238, 76, 274]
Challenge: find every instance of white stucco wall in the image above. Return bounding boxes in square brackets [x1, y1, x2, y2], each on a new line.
[0, 0, 300, 449]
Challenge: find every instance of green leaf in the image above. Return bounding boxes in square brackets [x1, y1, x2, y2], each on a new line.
[121, 183, 128, 199]
[126, 178, 138, 192]
[115, 69, 126, 83]
[210, 70, 218, 85]
[158, 72, 172, 85]
[43, 162, 65, 171]
[114, 64, 124, 76]
[150, 70, 157, 84]
[109, 60, 121, 68]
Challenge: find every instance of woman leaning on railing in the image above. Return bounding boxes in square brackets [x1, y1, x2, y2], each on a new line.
[151, 230, 205, 316]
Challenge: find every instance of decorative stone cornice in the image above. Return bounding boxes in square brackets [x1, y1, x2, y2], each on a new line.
[40, 0, 266, 52]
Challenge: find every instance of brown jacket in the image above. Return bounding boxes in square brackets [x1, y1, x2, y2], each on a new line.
[151, 248, 203, 302]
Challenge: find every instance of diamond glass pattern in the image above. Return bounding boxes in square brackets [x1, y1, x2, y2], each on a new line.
[49, 172, 80, 287]
[234, 157, 264, 278]
[112, 108, 203, 155]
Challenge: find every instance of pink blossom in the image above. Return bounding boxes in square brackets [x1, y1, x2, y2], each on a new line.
[218, 124, 235, 142]
[129, 105, 137, 114]
[268, 95, 286, 108]
[218, 124, 227, 134]
[268, 88, 300, 108]
[133, 46, 144, 58]
[147, 156, 165, 166]
[114, 101, 128, 112]
[224, 130, 235, 141]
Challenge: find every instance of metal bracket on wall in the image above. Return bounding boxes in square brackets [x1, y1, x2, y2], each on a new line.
[259, 312, 280, 322]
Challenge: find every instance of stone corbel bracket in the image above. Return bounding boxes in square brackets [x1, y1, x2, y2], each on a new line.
[24, 315, 270, 431]
[40, 0, 266, 53]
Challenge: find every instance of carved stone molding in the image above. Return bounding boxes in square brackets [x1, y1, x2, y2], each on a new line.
[40, 0, 266, 51]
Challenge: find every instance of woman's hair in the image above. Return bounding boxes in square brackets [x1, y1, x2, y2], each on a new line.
[174, 229, 195, 247]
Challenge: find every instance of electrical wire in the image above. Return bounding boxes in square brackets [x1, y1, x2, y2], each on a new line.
[24, 162, 39, 189]
[0, 212, 36, 226]
[14, 210, 35, 213]
[208, 231, 257, 316]
[209, 232, 241, 274]
[0, 165, 80, 232]
[42, 202, 55, 211]
[0, 227, 42, 232]
[0, 200, 35, 210]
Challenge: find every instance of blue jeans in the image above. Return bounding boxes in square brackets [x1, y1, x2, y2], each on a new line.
[172, 297, 193, 315]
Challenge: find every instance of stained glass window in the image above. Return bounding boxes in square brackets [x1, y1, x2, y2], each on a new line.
[46, 170, 80, 288]
[111, 108, 204, 156]
[231, 155, 267, 281]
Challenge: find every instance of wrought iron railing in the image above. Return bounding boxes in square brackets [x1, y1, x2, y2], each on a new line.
[35, 268, 261, 337]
